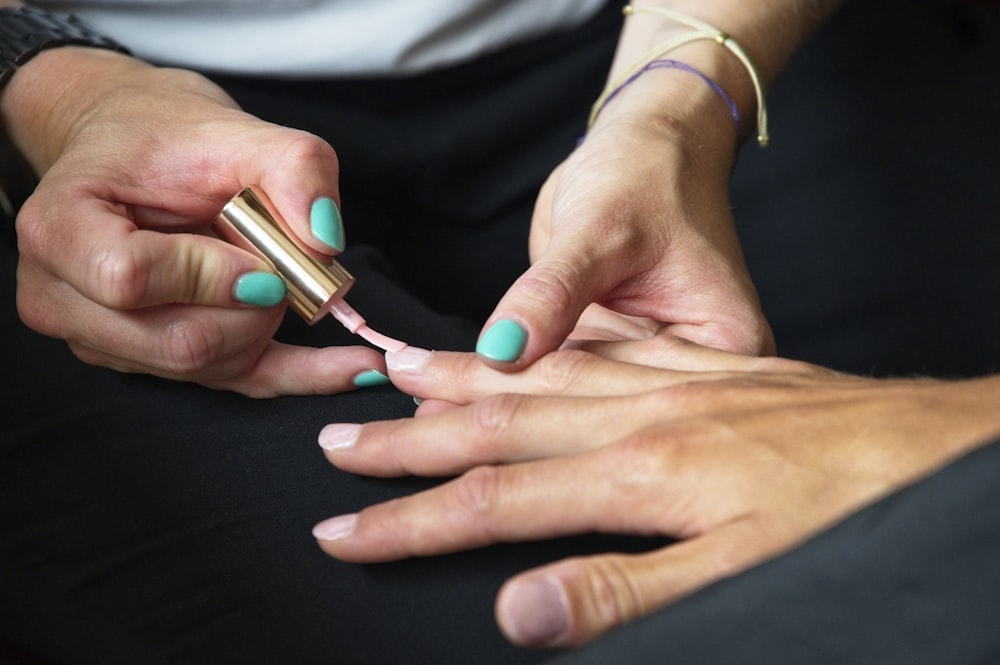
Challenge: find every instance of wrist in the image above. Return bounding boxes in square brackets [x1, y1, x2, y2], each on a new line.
[595, 32, 763, 151]
[587, 40, 749, 164]
[599, 1, 845, 152]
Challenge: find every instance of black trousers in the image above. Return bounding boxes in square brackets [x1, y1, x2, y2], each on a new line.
[3, 1, 1000, 663]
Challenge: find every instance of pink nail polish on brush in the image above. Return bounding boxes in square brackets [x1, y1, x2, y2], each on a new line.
[214, 185, 408, 352]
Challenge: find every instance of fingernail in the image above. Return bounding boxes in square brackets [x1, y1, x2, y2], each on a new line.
[502, 578, 570, 647]
[312, 514, 357, 541]
[386, 346, 432, 373]
[476, 319, 527, 362]
[413, 396, 423, 406]
[318, 423, 362, 451]
[233, 271, 286, 306]
[310, 197, 345, 251]
[352, 369, 390, 388]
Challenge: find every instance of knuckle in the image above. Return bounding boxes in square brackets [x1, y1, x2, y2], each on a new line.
[578, 556, 645, 632]
[605, 430, 677, 491]
[516, 261, 579, 315]
[531, 349, 594, 394]
[465, 394, 521, 445]
[13, 200, 47, 257]
[154, 315, 225, 375]
[84, 243, 153, 309]
[279, 131, 339, 171]
[451, 465, 506, 524]
[14, 287, 59, 338]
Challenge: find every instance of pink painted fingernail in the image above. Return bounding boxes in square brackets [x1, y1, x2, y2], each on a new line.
[386, 346, 432, 373]
[319, 423, 362, 451]
[502, 578, 570, 646]
[312, 514, 357, 541]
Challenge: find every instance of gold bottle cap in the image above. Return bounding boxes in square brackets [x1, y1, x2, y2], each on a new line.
[214, 186, 354, 324]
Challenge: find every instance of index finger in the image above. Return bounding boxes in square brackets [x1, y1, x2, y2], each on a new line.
[18, 193, 280, 310]
[253, 130, 345, 256]
[385, 345, 722, 405]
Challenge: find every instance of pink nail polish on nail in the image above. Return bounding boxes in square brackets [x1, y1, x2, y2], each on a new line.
[386, 346, 432, 373]
[502, 578, 570, 647]
[318, 423, 362, 451]
[312, 514, 357, 541]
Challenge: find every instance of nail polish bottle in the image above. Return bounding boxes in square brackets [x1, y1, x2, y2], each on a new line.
[214, 185, 406, 352]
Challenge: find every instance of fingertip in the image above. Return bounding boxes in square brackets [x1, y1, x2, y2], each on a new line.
[351, 369, 390, 388]
[244, 343, 390, 396]
[385, 346, 433, 374]
[496, 576, 571, 648]
[258, 167, 346, 261]
[476, 318, 528, 363]
[312, 513, 358, 543]
[309, 196, 345, 253]
[318, 423, 363, 452]
[232, 271, 286, 307]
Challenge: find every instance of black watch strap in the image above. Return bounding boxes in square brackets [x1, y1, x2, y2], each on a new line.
[0, 6, 131, 87]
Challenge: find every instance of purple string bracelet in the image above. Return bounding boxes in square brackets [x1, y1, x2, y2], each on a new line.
[584, 58, 741, 143]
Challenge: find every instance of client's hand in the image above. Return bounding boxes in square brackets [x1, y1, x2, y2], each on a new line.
[314, 335, 1000, 647]
[6, 48, 384, 396]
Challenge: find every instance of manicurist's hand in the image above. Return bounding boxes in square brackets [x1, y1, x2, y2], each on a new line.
[4, 47, 384, 396]
[474, 42, 774, 369]
[314, 335, 1000, 648]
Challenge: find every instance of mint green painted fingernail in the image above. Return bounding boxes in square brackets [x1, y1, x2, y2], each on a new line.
[310, 197, 345, 251]
[352, 369, 390, 388]
[234, 271, 286, 307]
[476, 319, 527, 362]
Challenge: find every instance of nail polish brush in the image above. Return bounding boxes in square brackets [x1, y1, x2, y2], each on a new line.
[214, 185, 408, 353]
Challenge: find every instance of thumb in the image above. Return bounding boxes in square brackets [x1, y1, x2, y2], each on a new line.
[476, 253, 600, 369]
[495, 525, 763, 648]
[495, 553, 658, 649]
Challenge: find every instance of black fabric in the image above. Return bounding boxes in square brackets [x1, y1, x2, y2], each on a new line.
[207, 0, 624, 325]
[2, 0, 1000, 664]
[733, 0, 1000, 377]
[0, 243, 661, 665]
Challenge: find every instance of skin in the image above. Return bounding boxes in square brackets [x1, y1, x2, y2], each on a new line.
[3, 47, 386, 396]
[314, 320, 1000, 648]
[7, 0, 997, 654]
[1, 0, 843, 394]
[478, 0, 846, 368]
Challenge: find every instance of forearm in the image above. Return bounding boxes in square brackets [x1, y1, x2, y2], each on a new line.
[611, 0, 844, 86]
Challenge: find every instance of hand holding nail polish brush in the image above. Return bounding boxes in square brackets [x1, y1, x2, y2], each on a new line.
[214, 186, 409, 353]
